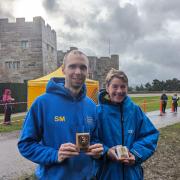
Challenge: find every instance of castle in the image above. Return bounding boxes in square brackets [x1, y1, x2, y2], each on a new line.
[0, 17, 119, 88]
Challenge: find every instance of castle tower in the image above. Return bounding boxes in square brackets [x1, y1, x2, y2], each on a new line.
[0, 17, 57, 83]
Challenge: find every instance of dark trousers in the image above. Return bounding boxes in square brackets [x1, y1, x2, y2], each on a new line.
[173, 103, 178, 112]
[4, 104, 12, 124]
[162, 102, 167, 113]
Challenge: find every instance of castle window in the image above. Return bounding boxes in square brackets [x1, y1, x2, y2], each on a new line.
[47, 44, 50, 50]
[5, 61, 11, 69]
[88, 72, 93, 79]
[21, 40, 29, 48]
[51, 47, 54, 53]
[5, 61, 20, 69]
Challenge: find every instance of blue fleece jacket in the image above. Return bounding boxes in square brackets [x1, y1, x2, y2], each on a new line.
[18, 78, 98, 180]
[97, 90, 159, 180]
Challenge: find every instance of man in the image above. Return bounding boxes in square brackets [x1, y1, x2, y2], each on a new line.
[18, 50, 103, 179]
[160, 92, 168, 113]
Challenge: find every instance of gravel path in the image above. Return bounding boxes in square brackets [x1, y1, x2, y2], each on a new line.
[0, 108, 180, 180]
[0, 131, 36, 180]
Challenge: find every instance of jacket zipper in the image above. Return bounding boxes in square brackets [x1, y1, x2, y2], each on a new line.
[120, 103, 125, 180]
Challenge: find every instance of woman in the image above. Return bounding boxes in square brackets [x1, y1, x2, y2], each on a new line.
[97, 69, 159, 180]
[2, 89, 15, 125]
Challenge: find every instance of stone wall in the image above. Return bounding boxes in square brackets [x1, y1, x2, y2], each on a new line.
[0, 17, 57, 83]
[89, 55, 119, 89]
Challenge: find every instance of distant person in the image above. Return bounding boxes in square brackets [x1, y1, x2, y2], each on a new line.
[160, 92, 168, 113]
[18, 50, 103, 179]
[97, 68, 159, 179]
[172, 94, 179, 112]
[2, 89, 15, 125]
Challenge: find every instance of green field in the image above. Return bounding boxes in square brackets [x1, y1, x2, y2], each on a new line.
[131, 96, 172, 112]
[0, 115, 24, 133]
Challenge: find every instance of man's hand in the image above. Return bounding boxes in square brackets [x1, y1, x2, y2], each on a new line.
[85, 143, 103, 159]
[58, 143, 79, 162]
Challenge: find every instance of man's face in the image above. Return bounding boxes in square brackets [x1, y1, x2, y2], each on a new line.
[62, 52, 88, 90]
[106, 77, 128, 103]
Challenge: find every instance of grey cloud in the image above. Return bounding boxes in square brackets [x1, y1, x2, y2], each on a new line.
[122, 57, 158, 85]
[64, 16, 81, 28]
[86, 3, 143, 54]
[140, 0, 180, 35]
[142, 0, 180, 19]
[131, 39, 180, 68]
[42, 0, 60, 13]
[0, 1, 14, 19]
[43, 0, 83, 28]
[57, 30, 82, 42]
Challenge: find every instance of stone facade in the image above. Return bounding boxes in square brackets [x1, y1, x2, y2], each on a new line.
[57, 47, 119, 89]
[0, 17, 57, 83]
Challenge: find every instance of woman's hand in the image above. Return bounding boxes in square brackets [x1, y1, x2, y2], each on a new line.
[107, 146, 119, 161]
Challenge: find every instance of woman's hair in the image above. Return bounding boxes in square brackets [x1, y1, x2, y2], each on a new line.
[2, 89, 12, 102]
[105, 68, 128, 86]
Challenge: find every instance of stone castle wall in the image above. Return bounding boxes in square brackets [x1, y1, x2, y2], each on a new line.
[0, 17, 57, 83]
[89, 55, 119, 88]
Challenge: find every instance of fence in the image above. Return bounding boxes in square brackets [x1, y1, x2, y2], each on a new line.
[0, 83, 27, 113]
[137, 98, 177, 115]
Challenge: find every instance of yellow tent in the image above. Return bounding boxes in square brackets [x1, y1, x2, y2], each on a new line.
[28, 66, 99, 109]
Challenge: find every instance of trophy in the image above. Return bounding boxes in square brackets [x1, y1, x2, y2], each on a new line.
[76, 132, 90, 151]
[115, 145, 129, 159]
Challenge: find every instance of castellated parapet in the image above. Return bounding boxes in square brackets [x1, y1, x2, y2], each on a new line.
[57, 48, 119, 89]
[0, 17, 57, 83]
[89, 55, 119, 88]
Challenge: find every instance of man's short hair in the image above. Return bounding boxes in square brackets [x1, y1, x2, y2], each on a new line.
[106, 68, 128, 86]
[63, 50, 88, 66]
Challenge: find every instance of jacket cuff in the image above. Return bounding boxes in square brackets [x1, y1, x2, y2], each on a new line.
[130, 149, 142, 164]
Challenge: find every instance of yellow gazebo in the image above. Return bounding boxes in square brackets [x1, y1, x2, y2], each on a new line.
[27, 66, 99, 109]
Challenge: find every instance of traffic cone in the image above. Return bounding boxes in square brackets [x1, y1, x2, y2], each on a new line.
[143, 99, 147, 113]
[171, 102, 174, 112]
[160, 100, 163, 116]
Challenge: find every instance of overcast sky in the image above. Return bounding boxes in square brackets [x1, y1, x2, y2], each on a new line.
[1, 0, 180, 86]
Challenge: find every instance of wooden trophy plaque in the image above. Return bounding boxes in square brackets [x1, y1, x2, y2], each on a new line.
[76, 133, 90, 151]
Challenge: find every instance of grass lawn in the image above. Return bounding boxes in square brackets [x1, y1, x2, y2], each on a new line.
[0, 115, 25, 133]
[144, 122, 180, 179]
[131, 96, 172, 112]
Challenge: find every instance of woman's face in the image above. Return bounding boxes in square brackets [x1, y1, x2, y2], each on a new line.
[106, 77, 128, 103]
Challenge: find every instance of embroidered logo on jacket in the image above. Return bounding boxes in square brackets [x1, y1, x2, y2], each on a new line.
[128, 130, 134, 134]
[54, 116, 65, 122]
[86, 116, 94, 125]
